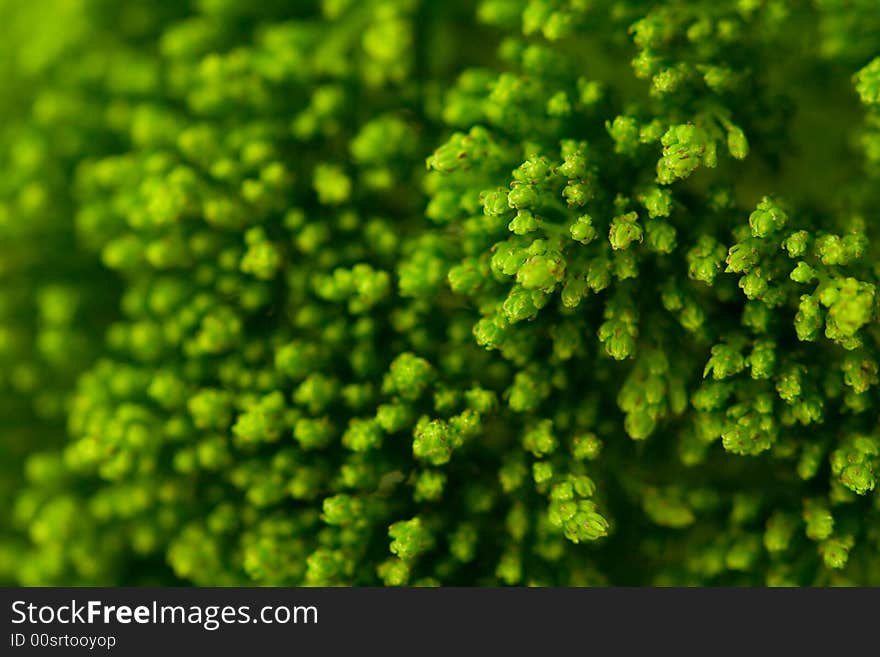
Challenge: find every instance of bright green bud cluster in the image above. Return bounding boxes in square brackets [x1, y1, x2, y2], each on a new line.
[547, 477, 608, 544]
[855, 58, 880, 105]
[388, 517, 433, 561]
[748, 197, 788, 239]
[687, 236, 727, 284]
[608, 212, 643, 251]
[657, 124, 717, 184]
[830, 436, 879, 495]
[412, 412, 480, 466]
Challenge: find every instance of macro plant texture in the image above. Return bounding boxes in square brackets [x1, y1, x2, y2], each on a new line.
[1, 0, 880, 587]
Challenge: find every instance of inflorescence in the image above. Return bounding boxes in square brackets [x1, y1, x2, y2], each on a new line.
[2, 0, 880, 586]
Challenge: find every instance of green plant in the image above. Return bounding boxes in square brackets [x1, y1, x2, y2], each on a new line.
[3, 0, 880, 586]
